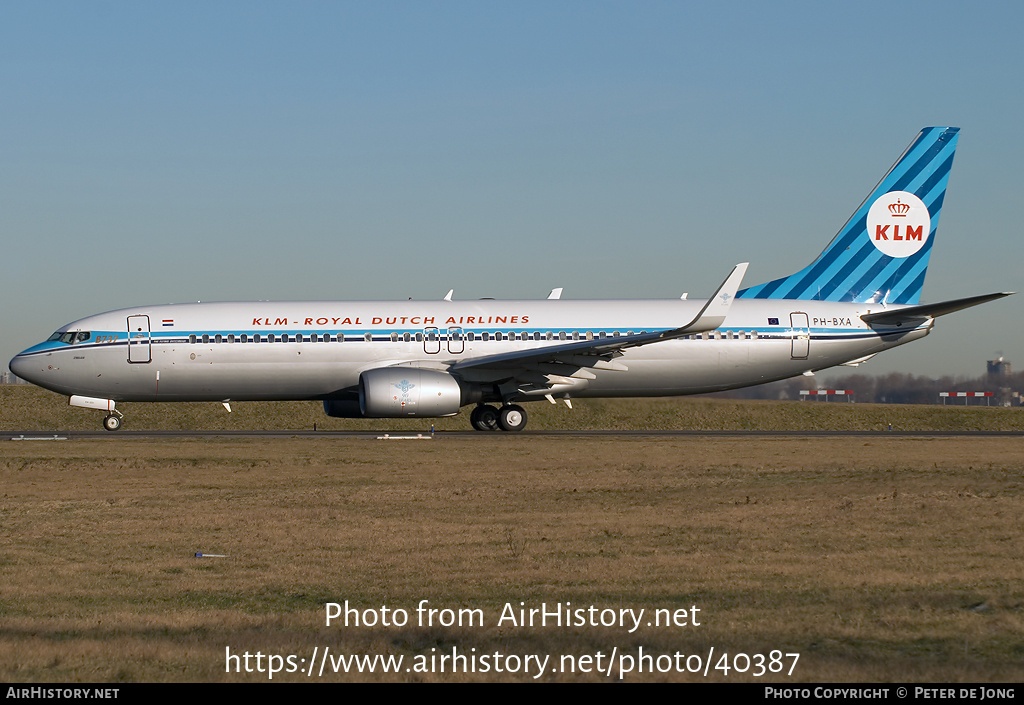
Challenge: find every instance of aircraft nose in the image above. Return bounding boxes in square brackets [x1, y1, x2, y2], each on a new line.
[9, 352, 40, 385]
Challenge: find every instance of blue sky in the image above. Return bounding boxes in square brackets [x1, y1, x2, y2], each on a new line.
[2, 1, 1020, 378]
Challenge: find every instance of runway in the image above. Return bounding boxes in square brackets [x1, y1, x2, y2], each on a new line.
[4, 423, 1022, 682]
[4, 429, 1024, 440]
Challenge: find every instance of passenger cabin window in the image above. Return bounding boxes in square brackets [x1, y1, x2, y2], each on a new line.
[268, 334, 276, 343]
[202, 334, 210, 344]
[215, 334, 222, 344]
[364, 333, 372, 342]
[189, 335, 196, 344]
[240, 334, 248, 343]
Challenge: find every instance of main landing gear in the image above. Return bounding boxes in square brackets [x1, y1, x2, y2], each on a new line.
[470, 404, 527, 432]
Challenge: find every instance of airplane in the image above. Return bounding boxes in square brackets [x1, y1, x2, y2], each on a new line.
[8, 127, 1012, 432]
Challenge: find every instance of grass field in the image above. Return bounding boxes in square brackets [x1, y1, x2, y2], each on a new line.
[2, 384, 1023, 433]
[2, 388, 1023, 682]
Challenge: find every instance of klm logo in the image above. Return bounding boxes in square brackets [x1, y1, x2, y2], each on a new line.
[874, 224, 924, 241]
[865, 191, 931, 259]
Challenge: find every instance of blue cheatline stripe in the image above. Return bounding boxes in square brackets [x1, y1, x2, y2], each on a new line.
[738, 127, 958, 303]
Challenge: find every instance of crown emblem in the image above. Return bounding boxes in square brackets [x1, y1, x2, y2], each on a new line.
[394, 379, 415, 394]
[887, 198, 910, 217]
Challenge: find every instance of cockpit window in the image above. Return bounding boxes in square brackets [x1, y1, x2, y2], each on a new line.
[47, 331, 91, 344]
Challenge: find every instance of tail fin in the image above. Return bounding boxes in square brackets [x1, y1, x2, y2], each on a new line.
[738, 127, 959, 304]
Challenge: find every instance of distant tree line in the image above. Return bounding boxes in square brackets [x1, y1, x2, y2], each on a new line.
[708, 370, 1023, 405]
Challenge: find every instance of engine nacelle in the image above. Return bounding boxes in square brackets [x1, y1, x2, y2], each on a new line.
[359, 367, 463, 417]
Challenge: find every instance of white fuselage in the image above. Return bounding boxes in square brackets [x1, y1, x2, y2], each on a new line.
[10, 297, 929, 403]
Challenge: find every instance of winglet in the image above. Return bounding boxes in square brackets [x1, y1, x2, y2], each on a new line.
[449, 262, 749, 373]
[667, 262, 748, 337]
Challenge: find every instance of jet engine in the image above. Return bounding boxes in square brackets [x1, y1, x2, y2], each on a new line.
[360, 367, 463, 417]
[322, 367, 465, 418]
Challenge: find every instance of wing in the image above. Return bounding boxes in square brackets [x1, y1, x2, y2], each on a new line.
[447, 263, 748, 399]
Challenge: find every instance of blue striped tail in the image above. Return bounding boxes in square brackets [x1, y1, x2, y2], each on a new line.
[738, 127, 959, 304]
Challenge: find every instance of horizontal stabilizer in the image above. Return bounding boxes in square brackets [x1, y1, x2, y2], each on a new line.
[861, 292, 1013, 326]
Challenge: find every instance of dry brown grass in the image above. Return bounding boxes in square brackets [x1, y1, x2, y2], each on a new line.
[2, 434, 1022, 682]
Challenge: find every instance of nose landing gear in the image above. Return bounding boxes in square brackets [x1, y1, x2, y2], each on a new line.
[69, 395, 124, 432]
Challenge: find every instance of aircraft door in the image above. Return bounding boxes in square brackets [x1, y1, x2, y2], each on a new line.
[790, 312, 810, 360]
[447, 327, 464, 354]
[127, 315, 152, 364]
[423, 327, 440, 354]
